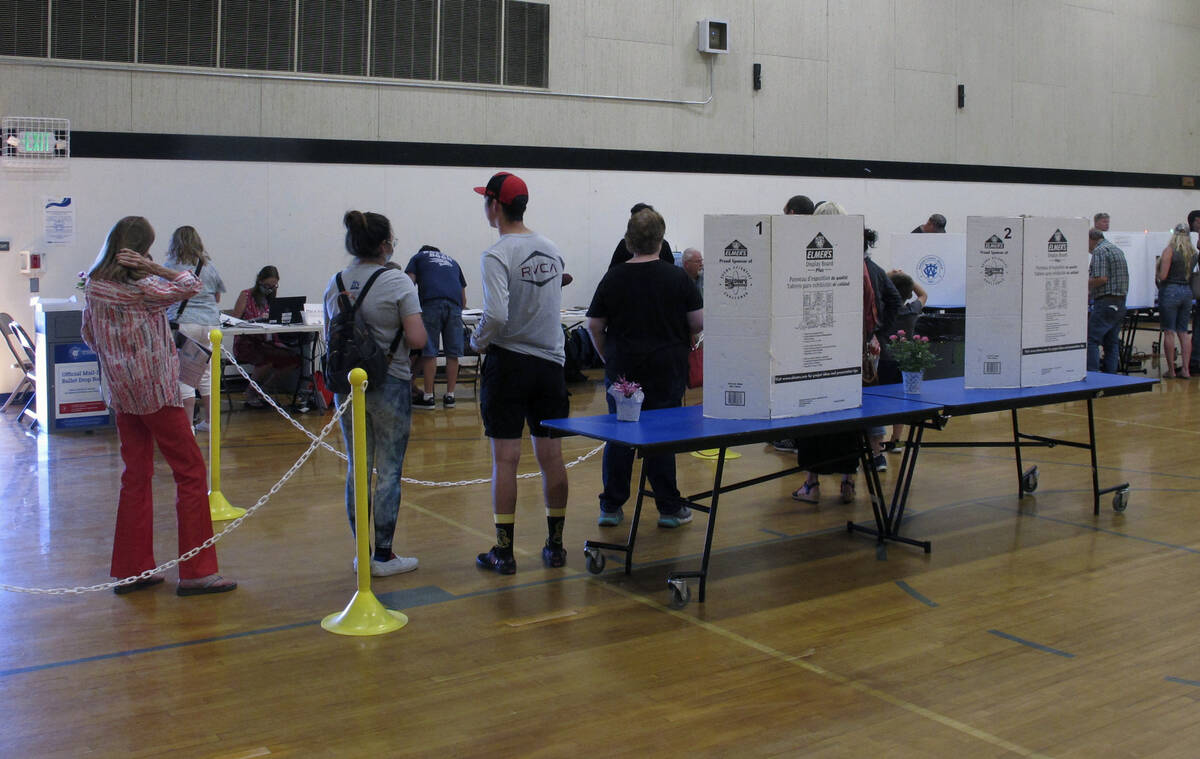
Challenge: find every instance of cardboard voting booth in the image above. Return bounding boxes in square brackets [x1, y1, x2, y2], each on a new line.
[703, 214, 863, 419]
[1103, 231, 1153, 310]
[889, 233, 966, 308]
[964, 216, 1089, 388]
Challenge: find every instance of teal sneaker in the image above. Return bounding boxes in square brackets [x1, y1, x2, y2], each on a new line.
[657, 506, 694, 529]
[597, 508, 624, 527]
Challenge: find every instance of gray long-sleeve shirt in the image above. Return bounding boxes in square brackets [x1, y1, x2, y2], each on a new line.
[472, 232, 566, 366]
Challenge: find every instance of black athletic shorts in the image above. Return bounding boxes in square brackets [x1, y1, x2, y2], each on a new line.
[480, 345, 570, 439]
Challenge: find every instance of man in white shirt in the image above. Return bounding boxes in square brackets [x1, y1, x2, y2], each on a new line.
[471, 172, 571, 575]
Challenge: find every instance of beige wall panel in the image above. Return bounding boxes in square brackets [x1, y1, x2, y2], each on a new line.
[377, 88, 488, 144]
[483, 93, 592, 148]
[0, 65, 133, 132]
[752, 0, 828, 60]
[751, 56, 828, 158]
[827, 0, 896, 160]
[895, 0, 956, 74]
[548, 2, 587, 93]
[1110, 16, 1158, 96]
[671, 22, 753, 156]
[893, 69, 957, 163]
[1058, 5, 1113, 170]
[1115, 0, 1200, 28]
[1014, 0, 1067, 87]
[131, 73, 261, 136]
[587, 101, 677, 152]
[1158, 22, 1200, 97]
[584, 38, 676, 100]
[1062, 4, 1112, 91]
[954, 0, 1015, 165]
[1061, 88, 1112, 171]
[260, 81, 378, 139]
[1012, 81, 1069, 169]
[1065, 0, 1113, 10]
[1111, 93, 1167, 174]
[584, 0, 674, 44]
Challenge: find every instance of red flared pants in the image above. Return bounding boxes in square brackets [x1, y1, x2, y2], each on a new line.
[112, 407, 218, 580]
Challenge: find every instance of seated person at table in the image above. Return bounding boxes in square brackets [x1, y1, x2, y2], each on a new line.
[230, 265, 302, 407]
[587, 207, 703, 528]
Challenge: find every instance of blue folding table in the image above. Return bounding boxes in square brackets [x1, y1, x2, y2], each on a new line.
[864, 374, 1158, 547]
[542, 396, 943, 607]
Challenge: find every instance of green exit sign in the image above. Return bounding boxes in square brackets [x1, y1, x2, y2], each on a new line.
[19, 131, 56, 153]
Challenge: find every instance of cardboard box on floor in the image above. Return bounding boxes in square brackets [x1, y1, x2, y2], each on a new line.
[964, 216, 1089, 388]
[703, 214, 863, 418]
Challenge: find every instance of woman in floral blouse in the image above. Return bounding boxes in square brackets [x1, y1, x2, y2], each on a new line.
[82, 216, 236, 596]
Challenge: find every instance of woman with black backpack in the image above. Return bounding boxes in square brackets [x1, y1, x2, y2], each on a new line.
[322, 210, 427, 577]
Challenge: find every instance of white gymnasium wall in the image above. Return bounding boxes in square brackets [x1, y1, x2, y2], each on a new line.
[1, 0, 1199, 173]
[1, 157, 1196, 392]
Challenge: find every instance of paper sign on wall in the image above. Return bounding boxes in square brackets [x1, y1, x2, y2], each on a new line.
[43, 196, 75, 245]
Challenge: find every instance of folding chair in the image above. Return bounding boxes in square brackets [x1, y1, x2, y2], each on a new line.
[2, 314, 39, 427]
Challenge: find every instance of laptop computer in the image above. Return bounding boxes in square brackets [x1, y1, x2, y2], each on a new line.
[268, 296, 307, 324]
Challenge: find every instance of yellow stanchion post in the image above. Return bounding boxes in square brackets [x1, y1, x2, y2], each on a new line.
[691, 449, 740, 460]
[207, 328, 246, 522]
[322, 368, 408, 636]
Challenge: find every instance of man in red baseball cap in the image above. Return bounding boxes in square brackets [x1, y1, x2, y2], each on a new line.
[470, 172, 571, 574]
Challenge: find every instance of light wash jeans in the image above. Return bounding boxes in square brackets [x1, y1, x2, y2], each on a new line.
[336, 374, 413, 559]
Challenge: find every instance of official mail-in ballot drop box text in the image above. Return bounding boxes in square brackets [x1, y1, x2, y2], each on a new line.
[703, 214, 864, 419]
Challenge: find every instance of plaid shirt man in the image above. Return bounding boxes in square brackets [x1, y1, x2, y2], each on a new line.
[1088, 239, 1128, 300]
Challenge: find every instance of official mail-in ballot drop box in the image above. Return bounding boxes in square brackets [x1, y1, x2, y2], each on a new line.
[35, 301, 111, 432]
[703, 214, 863, 419]
[964, 216, 1088, 388]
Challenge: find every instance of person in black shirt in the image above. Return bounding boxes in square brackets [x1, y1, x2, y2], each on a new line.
[587, 208, 703, 528]
[607, 203, 675, 269]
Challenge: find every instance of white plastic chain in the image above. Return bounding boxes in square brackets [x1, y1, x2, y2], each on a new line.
[0, 396, 351, 596]
[221, 345, 605, 485]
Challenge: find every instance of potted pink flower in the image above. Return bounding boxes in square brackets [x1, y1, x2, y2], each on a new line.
[887, 331, 938, 393]
[608, 376, 644, 421]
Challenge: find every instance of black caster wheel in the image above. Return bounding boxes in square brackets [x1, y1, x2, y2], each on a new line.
[585, 547, 605, 574]
[667, 578, 691, 609]
[1021, 466, 1039, 494]
[1112, 488, 1130, 513]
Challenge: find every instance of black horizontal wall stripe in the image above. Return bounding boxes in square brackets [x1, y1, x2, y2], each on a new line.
[71, 131, 1199, 191]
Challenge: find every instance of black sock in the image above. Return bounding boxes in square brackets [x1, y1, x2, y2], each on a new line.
[494, 517, 515, 558]
[546, 508, 565, 547]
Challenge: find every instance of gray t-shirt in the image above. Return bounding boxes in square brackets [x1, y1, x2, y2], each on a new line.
[166, 260, 226, 325]
[323, 262, 422, 381]
[474, 232, 565, 365]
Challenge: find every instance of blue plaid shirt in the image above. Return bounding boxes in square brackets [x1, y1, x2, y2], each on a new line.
[1088, 240, 1128, 299]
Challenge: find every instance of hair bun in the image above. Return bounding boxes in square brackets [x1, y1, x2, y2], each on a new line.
[344, 210, 366, 231]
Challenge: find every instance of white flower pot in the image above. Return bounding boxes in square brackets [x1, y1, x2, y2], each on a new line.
[902, 370, 924, 394]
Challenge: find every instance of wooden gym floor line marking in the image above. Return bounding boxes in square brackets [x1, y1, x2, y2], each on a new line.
[1039, 408, 1200, 436]
[599, 580, 1053, 759]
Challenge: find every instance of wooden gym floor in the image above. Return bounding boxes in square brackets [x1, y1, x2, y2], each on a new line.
[1, 355, 1198, 758]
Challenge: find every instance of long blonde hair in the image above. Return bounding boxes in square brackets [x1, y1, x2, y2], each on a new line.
[166, 225, 207, 267]
[1169, 226, 1197, 275]
[88, 216, 155, 283]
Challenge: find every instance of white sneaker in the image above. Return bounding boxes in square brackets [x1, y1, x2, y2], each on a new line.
[194, 421, 210, 432]
[352, 555, 419, 576]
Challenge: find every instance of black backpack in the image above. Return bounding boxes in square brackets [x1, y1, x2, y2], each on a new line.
[324, 269, 404, 395]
